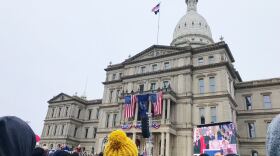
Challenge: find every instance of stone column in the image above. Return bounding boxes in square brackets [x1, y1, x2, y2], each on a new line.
[167, 99, 171, 123]
[186, 101, 192, 128]
[49, 125, 54, 136]
[133, 133, 136, 143]
[166, 133, 170, 156]
[161, 99, 166, 124]
[160, 132, 165, 156]
[46, 108, 50, 119]
[41, 125, 46, 137]
[69, 105, 74, 117]
[187, 135, 193, 156]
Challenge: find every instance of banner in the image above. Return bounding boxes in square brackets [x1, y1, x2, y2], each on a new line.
[137, 94, 149, 118]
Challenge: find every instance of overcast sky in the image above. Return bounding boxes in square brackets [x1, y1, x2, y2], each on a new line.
[0, 0, 279, 135]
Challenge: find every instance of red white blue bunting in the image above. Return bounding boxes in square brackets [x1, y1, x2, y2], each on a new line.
[121, 123, 132, 130]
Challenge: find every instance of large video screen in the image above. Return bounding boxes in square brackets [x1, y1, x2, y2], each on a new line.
[193, 122, 237, 156]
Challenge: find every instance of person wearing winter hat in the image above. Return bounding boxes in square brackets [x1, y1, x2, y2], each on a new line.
[104, 130, 138, 156]
[266, 114, 280, 156]
[0, 116, 36, 156]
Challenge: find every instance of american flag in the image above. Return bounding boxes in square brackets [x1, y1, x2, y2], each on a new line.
[151, 91, 163, 115]
[124, 95, 137, 119]
[151, 3, 160, 15]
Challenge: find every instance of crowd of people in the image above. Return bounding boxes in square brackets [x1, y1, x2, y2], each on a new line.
[0, 115, 280, 156]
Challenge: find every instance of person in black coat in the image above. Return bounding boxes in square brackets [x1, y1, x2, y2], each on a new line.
[53, 150, 70, 156]
[0, 116, 36, 156]
[32, 147, 47, 156]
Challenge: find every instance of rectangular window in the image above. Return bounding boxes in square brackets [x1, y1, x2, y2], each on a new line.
[61, 125, 64, 135]
[93, 128, 97, 138]
[96, 109, 99, 119]
[109, 90, 113, 103]
[163, 81, 169, 89]
[106, 114, 110, 128]
[54, 125, 57, 136]
[46, 126, 50, 136]
[74, 127, 78, 137]
[113, 114, 117, 127]
[77, 109, 81, 119]
[140, 66, 146, 73]
[65, 107, 69, 117]
[164, 62, 170, 69]
[208, 56, 215, 64]
[51, 108, 55, 118]
[229, 78, 232, 94]
[198, 57, 204, 65]
[199, 78, 205, 94]
[209, 77, 216, 92]
[139, 84, 144, 93]
[248, 123, 256, 138]
[58, 108, 62, 117]
[116, 90, 120, 102]
[210, 107, 217, 123]
[88, 109, 92, 120]
[245, 96, 252, 110]
[267, 121, 271, 130]
[150, 83, 156, 91]
[263, 95, 272, 109]
[199, 108, 205, 124]
[85, 128, 89, 138]
[152, 64, 158, 71]
[119, 73, 122, 78]
[112, 74, 116, 80]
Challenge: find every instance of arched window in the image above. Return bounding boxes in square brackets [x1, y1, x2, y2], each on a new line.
[252, 150, 258, 156]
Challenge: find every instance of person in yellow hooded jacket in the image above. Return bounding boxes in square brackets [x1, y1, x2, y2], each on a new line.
[104, 130, 138, 156]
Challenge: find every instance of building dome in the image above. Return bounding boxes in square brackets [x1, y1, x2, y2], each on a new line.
[171, 0, 214, 47]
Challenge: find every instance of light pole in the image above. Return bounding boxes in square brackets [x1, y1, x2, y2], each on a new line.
[146, 113, 153, 156]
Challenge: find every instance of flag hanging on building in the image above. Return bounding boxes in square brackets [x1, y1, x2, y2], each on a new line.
[151, 3, 160, 15]
[124, 95, 136, 119]
[137, 94, 149, 118]
[151, 91, 163, 115]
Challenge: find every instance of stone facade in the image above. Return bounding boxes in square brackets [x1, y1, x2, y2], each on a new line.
[40, 1, 280, 156]
[40, 93, 101, 154]
[40, 43, 280, 156]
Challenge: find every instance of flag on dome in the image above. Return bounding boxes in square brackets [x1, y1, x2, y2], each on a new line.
[124, 95, 136, 119]
[151, 3, 160, 15]
[151, 91, 163, 115]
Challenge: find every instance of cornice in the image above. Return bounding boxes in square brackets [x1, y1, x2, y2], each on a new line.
[192, 41, 235, 62]
[103, 62, 241, 85]
[102, 79, 122, 85]
[193, 61, 241, 81]
[237, 109, 280, 116]
[193, 93, 237, 107]
[123, 65, 192, 80]
[235, 78, 280, 89]
[105, 45, 190, 71]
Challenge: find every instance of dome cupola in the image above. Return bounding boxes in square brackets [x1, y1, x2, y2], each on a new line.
[171, 0, 214, 47]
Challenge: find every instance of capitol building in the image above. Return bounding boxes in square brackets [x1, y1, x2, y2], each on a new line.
[40, 0, 280, 156]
